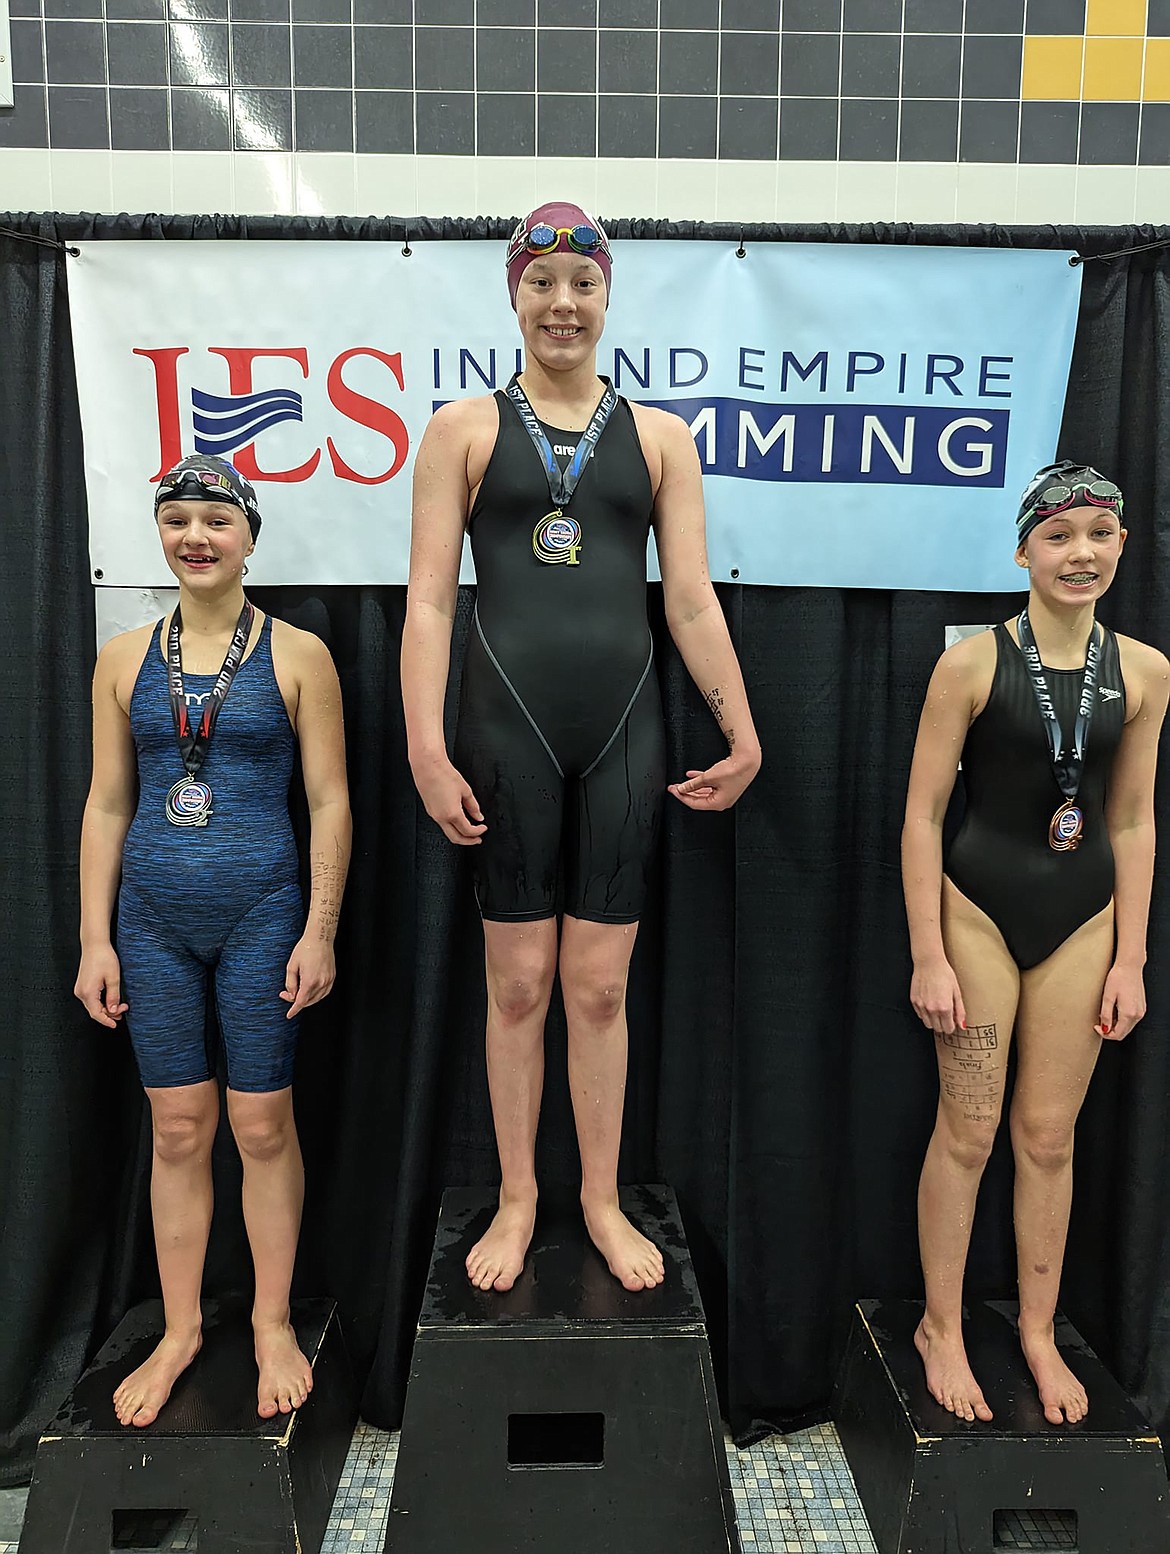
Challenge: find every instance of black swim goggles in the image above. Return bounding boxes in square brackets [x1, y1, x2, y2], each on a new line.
[506, 222, 611, 265]
[1030, 478, 1123, 519]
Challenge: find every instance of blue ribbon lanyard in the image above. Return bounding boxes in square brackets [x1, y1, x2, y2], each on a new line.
[504, 374, 618, 512]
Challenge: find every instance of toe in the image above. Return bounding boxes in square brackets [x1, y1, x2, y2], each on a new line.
[131, 1404, 157, 1428]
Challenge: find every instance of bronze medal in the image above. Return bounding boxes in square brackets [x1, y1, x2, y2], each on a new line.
[1048, 799, 1083, 852]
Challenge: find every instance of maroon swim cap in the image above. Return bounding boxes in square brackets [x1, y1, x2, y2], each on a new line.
[505, 201, 612, 309]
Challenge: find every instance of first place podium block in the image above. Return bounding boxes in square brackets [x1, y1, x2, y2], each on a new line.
[387, 1185, 739, 1554]
[19, 1297, 355, 1554]
[834, 1299, 1170, 1554]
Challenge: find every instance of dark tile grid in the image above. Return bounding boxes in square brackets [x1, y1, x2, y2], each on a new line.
[1, 2, 1164, 161]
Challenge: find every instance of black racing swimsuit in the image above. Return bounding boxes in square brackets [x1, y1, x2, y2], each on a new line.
[945, 622, 1126, 969]
[454, 388, 665, 923]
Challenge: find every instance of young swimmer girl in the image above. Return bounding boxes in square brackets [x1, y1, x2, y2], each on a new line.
[402, 203, 761, 1294]
[76, 455, 351, 1427]
[902, 462, 1168, 1425]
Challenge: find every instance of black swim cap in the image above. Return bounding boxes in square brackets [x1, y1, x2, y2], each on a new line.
[155, 454, 262, 540]
[1016, 460, 1122, 546]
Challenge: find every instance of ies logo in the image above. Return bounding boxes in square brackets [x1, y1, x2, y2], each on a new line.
[134, 346, 411, 485]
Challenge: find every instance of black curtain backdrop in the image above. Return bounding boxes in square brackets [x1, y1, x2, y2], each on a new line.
[2, 214, 1169, 1483]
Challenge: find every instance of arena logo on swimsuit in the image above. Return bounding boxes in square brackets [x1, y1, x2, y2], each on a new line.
[133, 346, 411, 485]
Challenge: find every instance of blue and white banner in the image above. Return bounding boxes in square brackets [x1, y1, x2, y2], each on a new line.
[67, 240, 1080, 591]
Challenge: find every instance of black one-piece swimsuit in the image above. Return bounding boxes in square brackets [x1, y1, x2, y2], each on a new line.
[454, 389, 666, 924]
[944, 622, 1126, 969]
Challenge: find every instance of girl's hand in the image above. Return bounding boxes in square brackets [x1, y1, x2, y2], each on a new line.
[411, 755, 487, 845]
[668, 747, 761, 811]
[74, 945, 129, 1028]
[910, 956, 967, 1036]
[1096, 961, 1145, 1040]
[280, 937, 337, 1020]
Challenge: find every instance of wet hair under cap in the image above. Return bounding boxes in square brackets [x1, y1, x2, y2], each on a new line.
[505, 201, 612, 310]
[154, 453, 262, 540]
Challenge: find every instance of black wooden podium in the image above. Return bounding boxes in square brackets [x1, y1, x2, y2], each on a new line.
[19, 1297, 355, 1554]
[387, 1184, 739, 1553]
[834, 1299, 1170, 1554]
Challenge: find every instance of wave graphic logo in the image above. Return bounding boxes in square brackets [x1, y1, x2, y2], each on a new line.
[191, 386, 305, 458]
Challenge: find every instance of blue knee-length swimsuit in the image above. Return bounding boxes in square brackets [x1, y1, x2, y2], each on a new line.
[117, 614, 304, 1092]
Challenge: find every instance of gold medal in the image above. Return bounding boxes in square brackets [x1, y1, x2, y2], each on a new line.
[532, 509, 582, 566]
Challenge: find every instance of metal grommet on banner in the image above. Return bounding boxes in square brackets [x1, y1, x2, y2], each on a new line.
[736, 233, 747, 258]
[401, 225, 413, 257]
[730, 567, 740, 579]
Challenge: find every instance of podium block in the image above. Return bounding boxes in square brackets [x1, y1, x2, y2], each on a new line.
[834, 1299, 1170, 1554]
[19, 1297, 355, 1554]
[387, 1184, 739, 1554]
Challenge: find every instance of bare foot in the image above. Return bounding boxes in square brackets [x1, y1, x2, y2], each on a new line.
[255, 1318, 313, 1419]
[914, 1318, 994, 1423]
[581, 1195, 665, 1292]
[113, 1327, 202, 1428]
[466, 1192, 537, 1292]
[1020, 1323, 1088, 1425]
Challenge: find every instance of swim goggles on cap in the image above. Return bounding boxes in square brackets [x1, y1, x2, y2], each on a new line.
[1030, 477, 1123, 519]
[506, 222, 611, 266]
[156, 466, 242, 503]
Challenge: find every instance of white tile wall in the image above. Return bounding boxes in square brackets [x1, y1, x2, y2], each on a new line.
[1074, 164, 1138, 223]
[232, 151, 295, 215]
[1015, 164, 1080, 224]
[50, 149, 113, 214]
[656, 157, 718, 220]
[774, 160, 838, 221]
[171, 152, 235, 217]
[955, 162, 1018, 222]
[836, 160, 900, 222]
[715, 161, 779, 223]
[894, 163, 959, 223]
[110, 150, 174, 216]
[0, 148, 1162, 224]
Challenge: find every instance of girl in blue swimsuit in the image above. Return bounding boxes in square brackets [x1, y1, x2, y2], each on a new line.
[76, 455, 351, 1429]
[902, 463, 1168, 1428]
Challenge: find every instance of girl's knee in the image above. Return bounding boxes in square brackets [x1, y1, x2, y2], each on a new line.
[1011, 1110, 1075, 1172]
[151, 1103, 216, 1163]
[562, 968, 627, 1028]
[486, 943, 556, 1026]
[229, 1095, 296, 1162]
[935, 1114, 998, 1172]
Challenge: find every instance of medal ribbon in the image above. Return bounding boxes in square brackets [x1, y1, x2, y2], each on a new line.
[1016, 609, 1101, 801]
[504, 373, 618, 510]
[167, 600, 254, 778]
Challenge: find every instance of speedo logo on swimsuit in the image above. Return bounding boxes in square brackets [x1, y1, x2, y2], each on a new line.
[1099, 687, 1121, 700]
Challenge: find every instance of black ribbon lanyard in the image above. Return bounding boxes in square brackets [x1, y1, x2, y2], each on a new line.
[504, 374, 618, 512]
[1016, 608, 1101, 801]
[167, 600, 254, 777]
